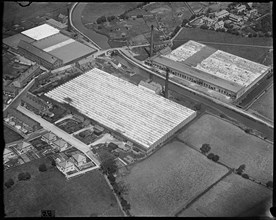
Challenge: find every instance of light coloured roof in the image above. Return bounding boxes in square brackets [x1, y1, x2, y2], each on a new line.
[4, 148, 13, 155]
[17, 141, 31, 150]
[21, 24, 60, 40]
[215, 10, 229, 17]
[58, 160, 74, 169]
[45, 68, 196, 149]
[72, 153, 86, 163]
[31, 33, 70, 50]
[43, 132, 56, 140]
[47, 41, 96, 64]
[53, 139, 67, 147]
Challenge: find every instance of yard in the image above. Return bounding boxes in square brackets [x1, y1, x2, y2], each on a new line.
[249, 86, 273, 121]
[4, 125, 23, 144]
[177, 114, 273, 183]
[4, 158, 123, 217]
[119, 140, 228, 216]
[178, 174, 272, 217]
[173, 28, 272, 64]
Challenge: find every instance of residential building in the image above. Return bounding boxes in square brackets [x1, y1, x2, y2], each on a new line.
[202, 17, 215, 26]
[215, 10, 229, 19]
[15, 141, 33, 154]
[56, 158, 75, 174]
[229, 14, 243, 23]
[18, 40, 63, 70]
[21, 92, 49, 115]
[236, 4, 247, 13]
[214, 20, 225, 30]
[13, 64, 41, 88]
[41, 132, 57, 144]
[4, 148, 17, 164]
[72, 153, 87, 168]
[53, 139, 69, 152]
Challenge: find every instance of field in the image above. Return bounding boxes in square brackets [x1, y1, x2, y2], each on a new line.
[178, 174, 272, 217]
[4, 158, 123, 217]
[120, 140, 228, 216]
[4, 125, 23, 144]
[249, 86, 274, 121]
[177, 114, 273, 183]
[173, 28, 272, 64]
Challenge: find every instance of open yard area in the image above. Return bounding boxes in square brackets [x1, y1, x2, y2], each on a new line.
[4, 158, 123, 217]
[249, 86, 273, 122]
[119, 140, 228, 216]
[178, 174, 272, 217]
[173, 28, 272, 64]
[4, 125, 23, 144]
[177, 114, 273, 183]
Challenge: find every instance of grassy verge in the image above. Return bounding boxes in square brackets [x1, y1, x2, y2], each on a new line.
[4, 125, 24, 144]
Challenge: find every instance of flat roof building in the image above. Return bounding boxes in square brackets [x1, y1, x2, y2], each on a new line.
[21, 24, 60, 40]
[13, 63, 41, 88]
[146, 40, 271, 100]
[45, 68, 196, 152]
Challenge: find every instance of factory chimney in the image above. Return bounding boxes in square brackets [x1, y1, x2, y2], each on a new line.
[164, 67, 169, 98]
[67, 7, 71, 31]
[150, 25, 154, 57]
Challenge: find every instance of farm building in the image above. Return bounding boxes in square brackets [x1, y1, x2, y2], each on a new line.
[145, 40, 272, 100]
[45, 68, 196, 152]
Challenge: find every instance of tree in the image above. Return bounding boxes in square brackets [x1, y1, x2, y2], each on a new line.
[101, 158, 118, 175]
[189, 14, 196, 21]
[182, 19, 189, 27]
[121, 198, 131, 211]
[108, 174, 116, 183]
[5, 178, 15, 188]
[207, 153, 215, 160]
[51, 159, 56, 167]
[200, 143, 211, 154]
[212, 155, 219, 162]
[200, 24, 208, 29]
[39, 163, 47, 172]
[18, 172, 31, 181]
[241, 173, 249, 179]
[236, 164, 246, 175]
[266, 181, 273, 188]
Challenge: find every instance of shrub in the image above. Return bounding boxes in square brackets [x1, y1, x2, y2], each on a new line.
[241, 173, 249, 179]
[266, 181, 273, 188]
[212, 155, 219, 162]
[207, 153, 215, 160]
[18, 172, 31, 181]
[244, 128, 252, 134]
[236, 164, 246, 174]
[5, 178, 15, 188]
[108, 174, 116, 183]
[200, 143, 211, 154]
[39, 163, 47, 172]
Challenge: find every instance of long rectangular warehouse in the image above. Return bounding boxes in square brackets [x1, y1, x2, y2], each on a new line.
[45, 68, 196, 152]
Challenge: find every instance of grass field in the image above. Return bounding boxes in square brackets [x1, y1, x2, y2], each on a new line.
[120, 140, 228, 216]
[4, 158, 123, 217]
[4, 125, 23, 144]
[177, 114, 273, 183]
[178, 174, 272, 217]
[249, 86, 273, 121]
[173, 28, 272, 63]
[3, 2, 71, 28]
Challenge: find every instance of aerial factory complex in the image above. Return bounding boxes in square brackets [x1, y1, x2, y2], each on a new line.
[45, 68, 197, 152]
[146, 40, 272, 100]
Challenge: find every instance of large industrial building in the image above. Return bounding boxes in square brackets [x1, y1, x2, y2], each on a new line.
[3, 24, 96, 70]
[145, 40, 272, 100]
[45, 68, 196, 152]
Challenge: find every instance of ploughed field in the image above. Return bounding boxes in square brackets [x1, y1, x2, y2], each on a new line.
[178, 174, 272, 217]
[178, 114, 273, 183]
[120, 140, 228, 216]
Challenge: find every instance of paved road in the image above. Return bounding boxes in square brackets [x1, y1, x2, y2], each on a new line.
[17, 105, 100, 166]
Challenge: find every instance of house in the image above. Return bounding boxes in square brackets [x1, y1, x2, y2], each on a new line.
[41, 132, 57, 144]
[215, 10, 229, 19]
[13, 64, 41, 88]
[15, 141, 33, 154]
[53, 139, 69, 152]
[21, 92, 49, 115]
[72, 153, 87, 168]
[4, 148, 17, 164]
[214, 20, 225, 30]
[236, 4, 246, 13]
[229, 14, 243, 22]
[56, 158, 75, 174]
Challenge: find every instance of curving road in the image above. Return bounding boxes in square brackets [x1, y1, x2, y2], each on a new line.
[71, 2, 110, 49]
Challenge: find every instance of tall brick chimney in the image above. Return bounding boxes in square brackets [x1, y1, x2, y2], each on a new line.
[150, 25, 154, 57]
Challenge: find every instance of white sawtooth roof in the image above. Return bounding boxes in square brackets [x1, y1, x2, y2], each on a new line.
[21, 24, 60, 40]
[45, 68, 195, 149]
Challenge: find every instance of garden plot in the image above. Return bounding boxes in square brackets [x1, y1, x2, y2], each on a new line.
[178, 174, 272, 217]
[177, 114, 273, 183]
[120, 140, 228, 216]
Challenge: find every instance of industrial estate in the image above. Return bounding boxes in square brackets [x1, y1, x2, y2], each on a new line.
[3, 2, 273, 218]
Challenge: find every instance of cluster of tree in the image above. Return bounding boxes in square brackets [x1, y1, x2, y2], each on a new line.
[136, 14, 143, 18]
[252, 15, 272, 34]
[207, 153, 220, 162]
[96, 16, 107, 24]
[189, 14, 196, 21]
[200, 144, 211, 154]
[18, 172, 31, 181]
[266, 181, 273, 188]
[171, 25, 181, 38]
[181, 19, 189, 27]
[5, 178, 15, 188]
[236, 164, 246, 175]
[216, 28, 226, 32]
[200, 24, 209, 29]
[119, 14, 129, 20]
[39, 163, 47, 172]
[100, 152, 118, 175]
[227, 28, 240, 35]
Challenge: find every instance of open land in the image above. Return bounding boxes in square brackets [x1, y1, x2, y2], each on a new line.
[4, 125, 24, 144]
[120, 140, 228, 216]
[4, 158, 123, 217]
[178, 174, 272, 217]
[177, 114, 273, 183]
[249, 86, 274, 121]
[173, 28, 272, 64]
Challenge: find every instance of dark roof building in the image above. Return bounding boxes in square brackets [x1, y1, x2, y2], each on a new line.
[13, 63, 41, 88]
[3, 33, 35, 49]
[21, 92, 49, 113]
[18, 40, 63, 70]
